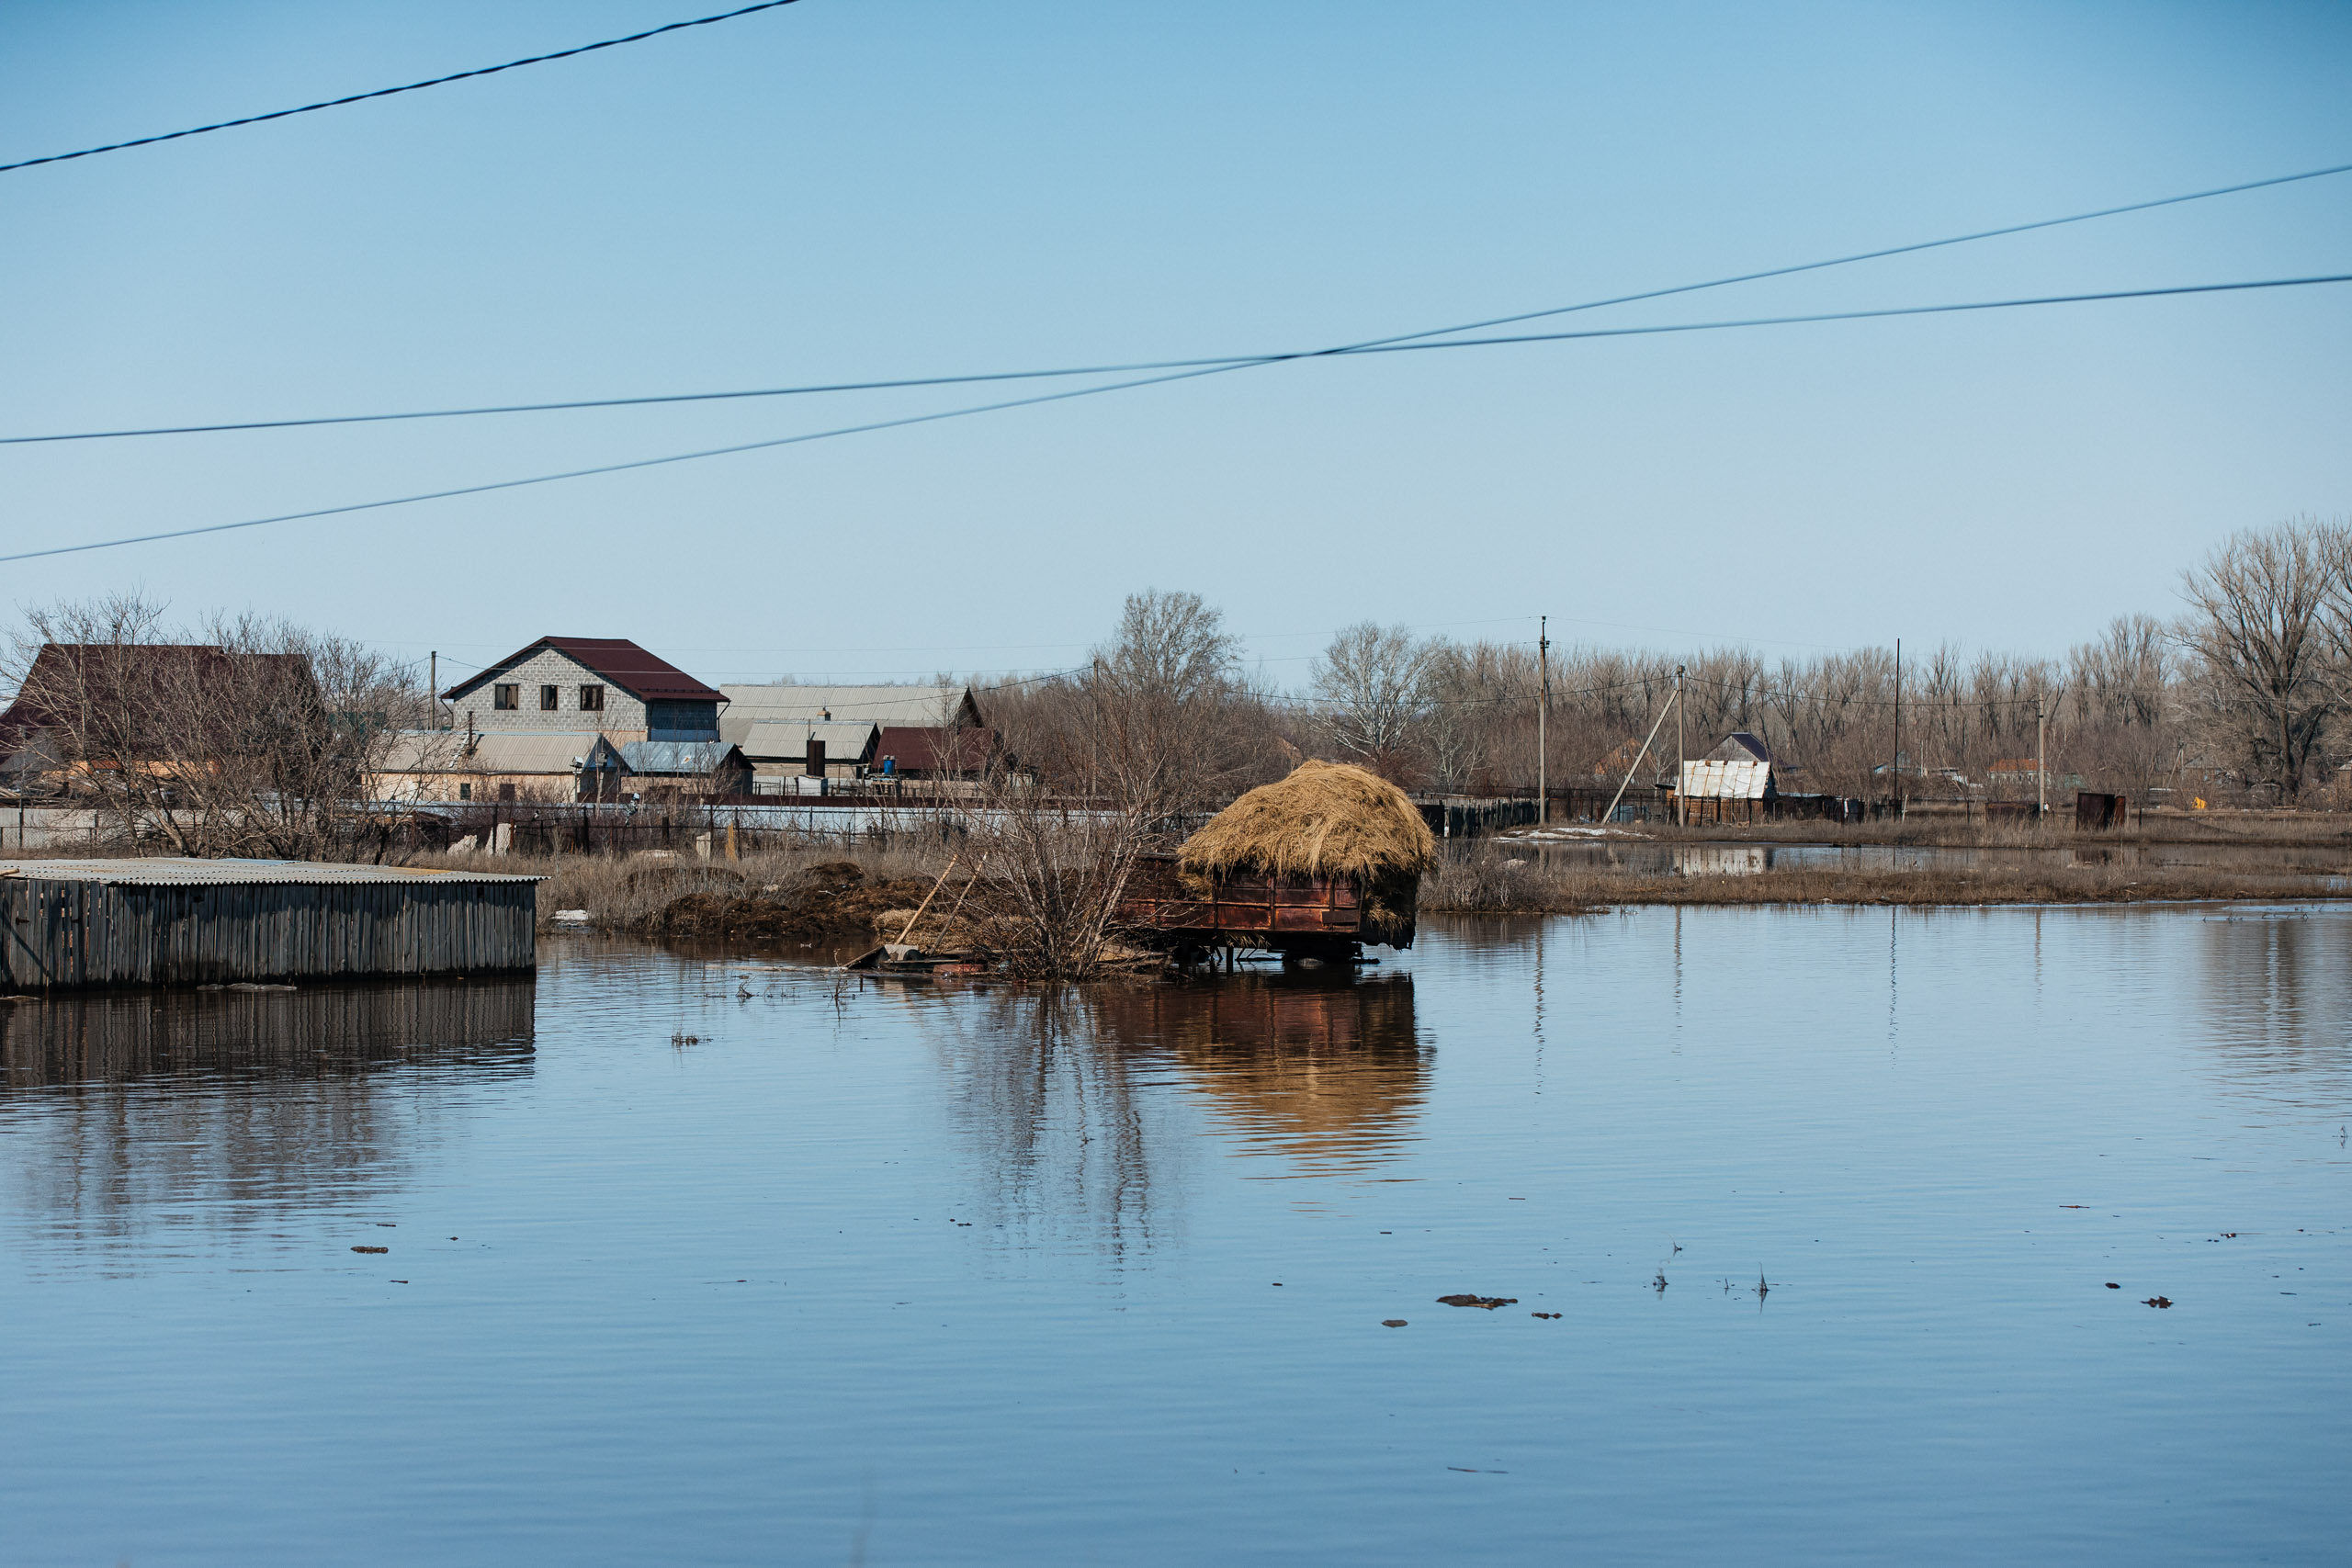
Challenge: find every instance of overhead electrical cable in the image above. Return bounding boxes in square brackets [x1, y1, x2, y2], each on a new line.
[11, 155, 2350, 445]
[6, 269, 2349, 566]
[0, 1, 803, 175]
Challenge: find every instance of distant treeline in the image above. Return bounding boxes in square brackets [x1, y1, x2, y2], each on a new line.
[983, 516, 2352, 807]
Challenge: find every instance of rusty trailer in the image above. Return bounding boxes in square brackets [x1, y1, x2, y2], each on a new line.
[1114, 854, 1410, 962]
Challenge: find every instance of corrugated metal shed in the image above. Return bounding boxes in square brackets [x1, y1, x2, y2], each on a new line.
[0, 858, 538, 886]
[739, 720, 878, 763]
[1, 859, 540, 990]
[1679, 759, 1770, 800]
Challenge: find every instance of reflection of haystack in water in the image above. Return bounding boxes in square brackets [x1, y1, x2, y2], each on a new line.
[1088, 974, 1427, 1173]
[1177, 761, 1438, 948]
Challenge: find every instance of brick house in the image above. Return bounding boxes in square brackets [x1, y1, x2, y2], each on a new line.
[442, 637, 724, 743]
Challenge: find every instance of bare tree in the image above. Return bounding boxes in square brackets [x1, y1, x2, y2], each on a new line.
[2177, 520, 2338, 800]
[1314, 623, 1434, 782]
[4, 595, 437, 857]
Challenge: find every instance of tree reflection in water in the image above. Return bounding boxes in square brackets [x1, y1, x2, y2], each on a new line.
[0, 981, 535, 1256]
[926, 971, 1430, 1262]
[2194, 911, 2352, 1111]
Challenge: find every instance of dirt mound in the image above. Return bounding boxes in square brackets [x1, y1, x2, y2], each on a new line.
[652, 873, 933, 942]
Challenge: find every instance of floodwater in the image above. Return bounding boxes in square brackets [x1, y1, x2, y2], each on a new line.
[3, 908, 2347, 1565]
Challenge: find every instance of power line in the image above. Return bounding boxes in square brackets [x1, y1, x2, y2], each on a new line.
[12, 156, 2350, 446]
[7, 269, 2347, 567]
[0, 1, 803, 175]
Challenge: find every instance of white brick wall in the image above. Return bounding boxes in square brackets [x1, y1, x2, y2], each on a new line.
[453, 649, 647, 738]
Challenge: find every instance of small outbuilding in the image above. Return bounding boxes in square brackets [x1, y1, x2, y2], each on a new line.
[0, 858, 541, 991]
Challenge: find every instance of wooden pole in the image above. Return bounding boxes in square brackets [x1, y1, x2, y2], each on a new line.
[1536, 615, 1548, 827]
[1675, 664, 1686, 828]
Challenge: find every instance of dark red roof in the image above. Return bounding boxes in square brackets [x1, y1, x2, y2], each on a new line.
[3, 643, 313, 761]
[445, 637, 722, 704]
[876, 726, 997, 773]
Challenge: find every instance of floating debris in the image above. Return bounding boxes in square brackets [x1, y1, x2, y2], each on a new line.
[1382, 1319, 1408, 1328]
[2106, 1282, 2120, 1289]
[2144, 1295, 2174, 1309]
[351, 1245, 388, 1255]
[1532, 1311, 1561, 1319]
[1437, 1294, 1517, 1310]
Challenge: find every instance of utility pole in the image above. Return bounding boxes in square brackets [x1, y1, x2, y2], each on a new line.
[2036, 695, 2048, 819]
[1893, 637, 1902, 818]
[1536, 616, 1549, 827]
[430, 650, 440, 729]
[1675, 663, 1687, 828]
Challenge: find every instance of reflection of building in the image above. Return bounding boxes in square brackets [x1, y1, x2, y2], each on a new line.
[1, 976, 536, 1088]
[1087, 974, 1429, 1174]
[0, 978, 535, 1249]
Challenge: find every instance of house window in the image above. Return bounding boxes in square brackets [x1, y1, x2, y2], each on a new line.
[498, 783, 516, 803]
[493, 683, 519, 710]
[540, 684, 560, 711]
[458, 783, 472, 801]
[580, 684, 605, 712]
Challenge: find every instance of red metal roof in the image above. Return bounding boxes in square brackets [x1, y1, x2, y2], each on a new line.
[876, 726, 996, 773]
[444, 637, 722, 704]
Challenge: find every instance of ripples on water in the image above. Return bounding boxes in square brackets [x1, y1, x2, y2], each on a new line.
[2, 908, 2346, 1565]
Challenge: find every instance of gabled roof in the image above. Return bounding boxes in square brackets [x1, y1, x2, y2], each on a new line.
[444, 637, 722, 705]
[1706, 731, 1775, 765]
[718, 683, 978, 742]
[2, 643, 315, 762]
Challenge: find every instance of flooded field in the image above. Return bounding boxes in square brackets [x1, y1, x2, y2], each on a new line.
[3, 908, 2348, 1564]
[1517, 834, 2352, 881]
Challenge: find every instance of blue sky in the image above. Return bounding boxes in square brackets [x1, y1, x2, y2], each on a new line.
[3, 1, 2347, 687]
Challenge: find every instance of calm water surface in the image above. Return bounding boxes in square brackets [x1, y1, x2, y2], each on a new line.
[3, 908, 2347, 1565]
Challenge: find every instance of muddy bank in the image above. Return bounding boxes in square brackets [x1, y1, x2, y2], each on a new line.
[645, 862, 935, 942]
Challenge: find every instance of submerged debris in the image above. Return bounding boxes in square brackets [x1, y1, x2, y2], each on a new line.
[1382, 1319, 1408, 1328]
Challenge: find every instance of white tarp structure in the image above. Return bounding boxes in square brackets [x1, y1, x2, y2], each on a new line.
[1679, 759, 1770, 800]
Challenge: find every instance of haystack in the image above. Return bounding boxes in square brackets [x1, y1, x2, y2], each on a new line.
[1178, 760, 1437, 941]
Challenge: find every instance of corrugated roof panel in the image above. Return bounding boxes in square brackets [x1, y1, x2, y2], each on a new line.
[1679, 759, 1770, 800]
[0, 858, 541, 886]
[738, 720, 879, 761]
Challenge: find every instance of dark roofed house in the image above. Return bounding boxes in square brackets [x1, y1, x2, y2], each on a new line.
[442, 637, 723, 742]
[0, 642, 320, 794]
[875, 726, 998, 781]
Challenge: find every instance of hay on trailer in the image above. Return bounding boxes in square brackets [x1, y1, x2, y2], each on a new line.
[1178, 761, 1436, 939]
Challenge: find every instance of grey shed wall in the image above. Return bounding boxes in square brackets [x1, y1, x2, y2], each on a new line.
[0, 875, 538, 991]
